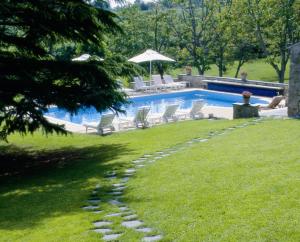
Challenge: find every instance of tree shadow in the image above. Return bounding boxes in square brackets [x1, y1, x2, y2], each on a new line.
[0, 143, 135, 230]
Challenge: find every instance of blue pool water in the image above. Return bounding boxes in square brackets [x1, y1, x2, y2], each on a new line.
[46, 90, 269, 124]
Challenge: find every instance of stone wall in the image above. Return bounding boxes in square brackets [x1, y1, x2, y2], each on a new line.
[288, 42, 300, 117]
[177, 74, 288, 95]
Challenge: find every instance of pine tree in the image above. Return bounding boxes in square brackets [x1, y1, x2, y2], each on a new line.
[0, 0, 128, 140]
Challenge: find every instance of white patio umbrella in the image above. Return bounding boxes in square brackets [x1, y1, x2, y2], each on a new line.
[128, 49, 175, 79]
[72, 54, 104, 62]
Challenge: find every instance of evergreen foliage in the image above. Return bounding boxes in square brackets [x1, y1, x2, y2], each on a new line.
[0, 0, 129, 140]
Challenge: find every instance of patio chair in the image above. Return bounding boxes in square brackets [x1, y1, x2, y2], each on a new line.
[118, 106, 151, 129]
[83, 113, 116, 135]
[148, 104, 180, 124]
[133, 76, 157, 92]
[163, 75, 186, 89]
[259, 95, 285, 110]
[151, 75, 167, 90]
[176, 100, 205, 120]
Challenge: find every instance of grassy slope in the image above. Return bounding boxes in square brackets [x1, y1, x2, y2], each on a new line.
[0, 120, 245, 242]
[128, 119, 300, 242]
[169, 59, 290, 83]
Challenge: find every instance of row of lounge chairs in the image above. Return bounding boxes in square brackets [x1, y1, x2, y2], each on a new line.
[84, 100, 205, 135]
[133, 75, 186, 92]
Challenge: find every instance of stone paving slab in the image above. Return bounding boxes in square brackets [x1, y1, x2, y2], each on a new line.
[93, 221, 112, 227]
[93, 228, 112, 234]
[136, 227, 153, 233]
[103, 233, 123, 241]
[143, 235, 163, 241]
[122, 220, 143, 228]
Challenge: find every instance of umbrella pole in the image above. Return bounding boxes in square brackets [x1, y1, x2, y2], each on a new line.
[150, 60, 152, 81]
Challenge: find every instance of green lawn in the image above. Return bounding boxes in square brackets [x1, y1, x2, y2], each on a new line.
[0, 119, 299, 241]
[169, 59, 290, 83]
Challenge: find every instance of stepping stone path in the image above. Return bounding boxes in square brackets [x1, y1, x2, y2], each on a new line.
[94, 221, 112, 227]
[82, 205, 99, 210]
[143, 235, 163, 241]
[136, 227, 153, 233]
[122, 220, 144, 228]
[103, 233, 123, 241]
[81, 118, 264, 241]
[94, 228, 112, 234]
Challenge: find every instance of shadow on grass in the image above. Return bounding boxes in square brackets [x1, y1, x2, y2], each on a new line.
[0, 143, 134, 230]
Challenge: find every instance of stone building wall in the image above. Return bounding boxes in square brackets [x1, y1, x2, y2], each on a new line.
[288, 42, 300, 117]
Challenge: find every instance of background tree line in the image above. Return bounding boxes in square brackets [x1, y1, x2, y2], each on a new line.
[109, 0, 300, 83]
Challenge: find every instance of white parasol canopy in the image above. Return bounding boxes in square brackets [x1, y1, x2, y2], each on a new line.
[72, 54, 104, 62]
[128, 49, 175, 79]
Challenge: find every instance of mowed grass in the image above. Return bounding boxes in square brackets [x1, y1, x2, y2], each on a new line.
[169, 59, 290, 83]
[127, 119, 300, 241]
[0, 119, 246, 242]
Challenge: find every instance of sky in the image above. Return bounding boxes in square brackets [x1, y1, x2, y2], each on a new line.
[109, 0, 154, 8]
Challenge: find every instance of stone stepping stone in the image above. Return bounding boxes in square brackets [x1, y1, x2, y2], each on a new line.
[143, 235, 163, 241]
[122, 220, 143, 228]
[119, 206, 129, 211]
[125, 168, 136, 173]
[82, 205, 99, 210]
[136, 227, 153, 233]
[103, 233, 123, 241]
[105, 212, 122, 217]
[87, 199, 101, 204]
[93, 221, 112, 227]
[123, 214, 138, 220]
[124, 173, 134, 177]
[92, 210, 103, 214]
[112, 186, 125, 191]
[199, 139, 208, 142]
[132, 159, 144, 164]
[156, 151, 164, 154]
[143, 154, 152, 157]
[121, 177, 129, 182]
[108, 191, 123, 196]
[109, 199, 123, 206]
[148, 160, 155, 163]
[136, 164, 145, 168]
[106, 176, 117, 180]
[93, 228, 112, 234]
[113, 183, 123, 187]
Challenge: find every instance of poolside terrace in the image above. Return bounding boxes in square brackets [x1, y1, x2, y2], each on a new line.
[45, 87, 287, 134]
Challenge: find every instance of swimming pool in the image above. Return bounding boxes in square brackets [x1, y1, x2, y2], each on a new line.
[46, 90, 269, 124]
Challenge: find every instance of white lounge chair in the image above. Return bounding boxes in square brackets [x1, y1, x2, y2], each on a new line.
[148, 104, 180, 124]
[151, 75, 168, 90]
[176, 100, 205, 120]
[163, 75, 186, 89]
[83, 113, 115, 135]
[133, 76, 157, 92]
[119, 106, 151, 129]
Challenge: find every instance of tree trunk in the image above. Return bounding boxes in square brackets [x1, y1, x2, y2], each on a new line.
[278, 68, 286, 83]
[235, 60, 243, 78]
[197, 66, 204, 75]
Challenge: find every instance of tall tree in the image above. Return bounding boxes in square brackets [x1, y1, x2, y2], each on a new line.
[0, 0, 129, 140]
[209, 0, 233, 77]
[227, 0, 259, 78]
[168, 0, 216, 75]
[245, 0, 300, 82]
[109, 3, 174, 77]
